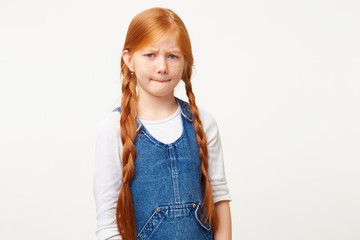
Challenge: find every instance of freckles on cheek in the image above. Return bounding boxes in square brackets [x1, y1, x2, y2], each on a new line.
[143, 62, 155, 72]
[173, 63, 184, 76]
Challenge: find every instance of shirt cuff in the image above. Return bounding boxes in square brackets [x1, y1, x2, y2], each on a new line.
[210, 178, 232, 203]
[96, 226, 122, 240]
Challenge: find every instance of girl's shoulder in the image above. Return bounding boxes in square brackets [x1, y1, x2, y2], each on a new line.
[97, 109, 121, 138]
[197, 106, 220, 138]
[176, 97, 218, 131]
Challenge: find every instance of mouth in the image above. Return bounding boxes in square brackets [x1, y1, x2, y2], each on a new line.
[151, 79, 170, 82]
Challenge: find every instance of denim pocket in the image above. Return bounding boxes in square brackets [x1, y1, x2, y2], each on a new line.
[192, 203, 213, 240]
[137, 206, 167, 240]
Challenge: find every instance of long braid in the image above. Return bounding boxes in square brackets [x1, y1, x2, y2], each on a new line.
[116, 65, 138, 240]
[183, 78, 219, 232]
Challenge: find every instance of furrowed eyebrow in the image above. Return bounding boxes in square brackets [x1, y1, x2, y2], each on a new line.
[168, 49, 182, 53]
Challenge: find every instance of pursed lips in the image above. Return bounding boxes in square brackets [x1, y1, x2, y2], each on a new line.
[151, 79, 170, 82]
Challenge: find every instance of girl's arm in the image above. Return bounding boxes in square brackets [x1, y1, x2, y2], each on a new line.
[94, 112, 123, 240]
[214, 200, 232, 240]
[198, 108, 232, 239]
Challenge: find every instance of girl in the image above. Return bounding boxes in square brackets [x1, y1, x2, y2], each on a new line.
[94, 7, 232, 240]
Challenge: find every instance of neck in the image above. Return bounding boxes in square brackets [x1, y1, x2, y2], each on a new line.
[137, 92, 179, 121]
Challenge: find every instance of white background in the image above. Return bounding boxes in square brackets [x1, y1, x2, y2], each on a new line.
[1, 0, 359, 239]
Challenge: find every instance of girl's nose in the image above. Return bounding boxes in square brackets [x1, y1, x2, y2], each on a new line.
[156, 56, 168, 74]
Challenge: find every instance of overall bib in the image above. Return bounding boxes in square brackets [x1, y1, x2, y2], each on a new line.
[113, 97, 214, 240]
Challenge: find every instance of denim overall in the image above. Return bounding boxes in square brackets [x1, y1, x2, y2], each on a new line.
[112, 97, 214, 240]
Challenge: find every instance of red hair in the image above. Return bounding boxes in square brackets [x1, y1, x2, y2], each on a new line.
[117, 7, 218, 239]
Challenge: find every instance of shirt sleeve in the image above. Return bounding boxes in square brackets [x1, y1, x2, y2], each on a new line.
[93, 112, 123, 240]
[198, 107, 232, 203]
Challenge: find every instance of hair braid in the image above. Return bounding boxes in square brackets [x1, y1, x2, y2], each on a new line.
[116, 66, 138, 240]
[183, 78, 219, 232]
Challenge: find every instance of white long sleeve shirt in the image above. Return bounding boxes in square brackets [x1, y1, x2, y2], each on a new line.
[93, 104, 231, 240]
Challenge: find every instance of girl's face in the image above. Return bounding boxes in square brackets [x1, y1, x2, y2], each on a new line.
[123, 34, 185, 99]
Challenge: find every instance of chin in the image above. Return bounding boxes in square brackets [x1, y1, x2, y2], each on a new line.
[150, 90, 175, 98]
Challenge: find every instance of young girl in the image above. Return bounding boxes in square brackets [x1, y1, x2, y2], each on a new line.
[94, 7, 232, 240]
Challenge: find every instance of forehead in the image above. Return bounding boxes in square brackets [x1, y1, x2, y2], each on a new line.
[142, 33, 182, 52]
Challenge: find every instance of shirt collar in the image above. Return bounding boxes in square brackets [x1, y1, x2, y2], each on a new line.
[113, 97, 193, 132]
[136, 97, 194, 132]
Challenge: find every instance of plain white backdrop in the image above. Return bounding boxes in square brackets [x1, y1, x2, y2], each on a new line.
[0, 0, 359, 239]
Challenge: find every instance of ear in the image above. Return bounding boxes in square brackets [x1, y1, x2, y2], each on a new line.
[122, 49, 134, 72]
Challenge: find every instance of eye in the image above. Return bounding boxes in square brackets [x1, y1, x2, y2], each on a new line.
[169, 54, 177, 59]
[146, 53, 155, 58]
